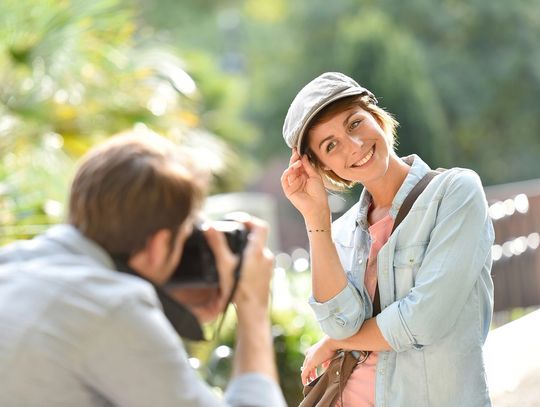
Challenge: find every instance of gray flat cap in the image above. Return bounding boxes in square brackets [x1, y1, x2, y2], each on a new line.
[282, 72, 376, 153]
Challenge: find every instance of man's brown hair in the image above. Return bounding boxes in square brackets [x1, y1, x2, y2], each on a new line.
[68, 131, 203, 257]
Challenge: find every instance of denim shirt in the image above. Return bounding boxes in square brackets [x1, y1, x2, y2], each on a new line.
[309, 155, 495, 407]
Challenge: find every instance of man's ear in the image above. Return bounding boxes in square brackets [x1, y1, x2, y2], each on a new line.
[129, 228, 172, 284]
[146, 229, 172, 267]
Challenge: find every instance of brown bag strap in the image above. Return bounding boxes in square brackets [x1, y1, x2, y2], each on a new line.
[372, 169, 443, 316]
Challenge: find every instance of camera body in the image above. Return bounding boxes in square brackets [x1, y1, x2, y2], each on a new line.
[168, 220, 249, 287]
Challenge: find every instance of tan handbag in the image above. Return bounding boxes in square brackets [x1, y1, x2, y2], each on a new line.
[299, 350, 368, 407]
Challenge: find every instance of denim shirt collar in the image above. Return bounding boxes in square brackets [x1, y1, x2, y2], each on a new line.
[355, 154, 431, 230]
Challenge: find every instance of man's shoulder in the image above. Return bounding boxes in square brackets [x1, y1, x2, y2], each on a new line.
[79, 266, 159, 309]
[58, 260, 159, 313]
[3, 249, 159, 317]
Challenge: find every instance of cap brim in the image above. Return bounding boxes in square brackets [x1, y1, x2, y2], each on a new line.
[296, 88, 371, 154]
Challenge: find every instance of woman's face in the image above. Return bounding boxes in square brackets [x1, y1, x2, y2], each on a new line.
[306, 107, 392, 185]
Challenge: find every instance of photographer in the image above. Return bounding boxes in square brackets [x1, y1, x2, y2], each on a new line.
[0, 133, 286, 407]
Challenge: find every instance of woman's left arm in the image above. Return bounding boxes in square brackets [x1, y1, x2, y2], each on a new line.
[301, 319, 390, 384]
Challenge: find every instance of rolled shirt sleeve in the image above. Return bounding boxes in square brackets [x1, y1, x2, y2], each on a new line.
[225, 373, 286, 407]
[376, 170, 494, 352]
[309, 280, 366, 340]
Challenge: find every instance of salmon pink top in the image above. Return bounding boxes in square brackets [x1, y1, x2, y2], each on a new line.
[335, 212, 394, 407]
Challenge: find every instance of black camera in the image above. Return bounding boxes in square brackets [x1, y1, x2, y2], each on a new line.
[168, 220, 249, 287]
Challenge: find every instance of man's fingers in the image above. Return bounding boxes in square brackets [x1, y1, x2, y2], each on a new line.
[242, 218, 269, 251]
[203, 226, 232, 260]
[203, 226, 237, 296]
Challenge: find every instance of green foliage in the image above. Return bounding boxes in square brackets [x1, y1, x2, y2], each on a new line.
[140, 0, 540, 184]
[0, 0, 251, 244]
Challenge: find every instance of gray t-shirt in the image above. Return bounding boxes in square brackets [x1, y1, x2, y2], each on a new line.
[0, 225, 285, 407]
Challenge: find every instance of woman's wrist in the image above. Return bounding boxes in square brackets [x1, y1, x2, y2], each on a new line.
[323, 336, 339, 352]
[304, 212, 331, 231]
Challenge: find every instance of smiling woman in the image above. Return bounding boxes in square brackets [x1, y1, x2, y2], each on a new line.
[295, 90, 398, 191]
[280, 72, 495, 407]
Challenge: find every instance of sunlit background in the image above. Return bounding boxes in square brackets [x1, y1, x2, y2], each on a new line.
[1, 0, 539, 405]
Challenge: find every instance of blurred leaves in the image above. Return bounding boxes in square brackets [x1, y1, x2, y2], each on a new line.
[139, 0, 540, 184]
[0, 0, 251, 243]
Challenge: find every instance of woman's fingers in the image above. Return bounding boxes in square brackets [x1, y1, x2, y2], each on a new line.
[282, 176, 305, 198]
[287, 149, 321, 183]
[301, 367, 318, 385]
[281, 162, 305, 193]
[281, 160, 301, 180]
[301, 368, 306, 385]
[301, 154, 320, 178]
[301, 349, 319, 385]
[288, 148, 300, 166]
[300, 338, 338, 385]
[286, 161, 302, 184]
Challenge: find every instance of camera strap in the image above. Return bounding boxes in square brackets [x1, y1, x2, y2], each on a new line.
[213, 252, 243, 341]
[372, 168, 444, 316]
[113, 257, 205, 341]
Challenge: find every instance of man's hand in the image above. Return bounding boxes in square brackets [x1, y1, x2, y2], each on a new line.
[168, 285, 222, 324]
[171, 215, 278, 384]
[222, 215, 278, 382]
[169, 224, 239, 324]
[233, 217, 274, 310]
[169, 216, 274, 324]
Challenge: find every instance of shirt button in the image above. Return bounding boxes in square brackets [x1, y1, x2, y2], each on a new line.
[358, 259, 363, 264]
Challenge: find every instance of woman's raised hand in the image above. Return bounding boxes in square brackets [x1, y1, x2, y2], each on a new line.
[280, 149, 329, 221]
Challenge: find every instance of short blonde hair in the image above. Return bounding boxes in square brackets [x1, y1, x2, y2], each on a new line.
[301, 94, 399, 191]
